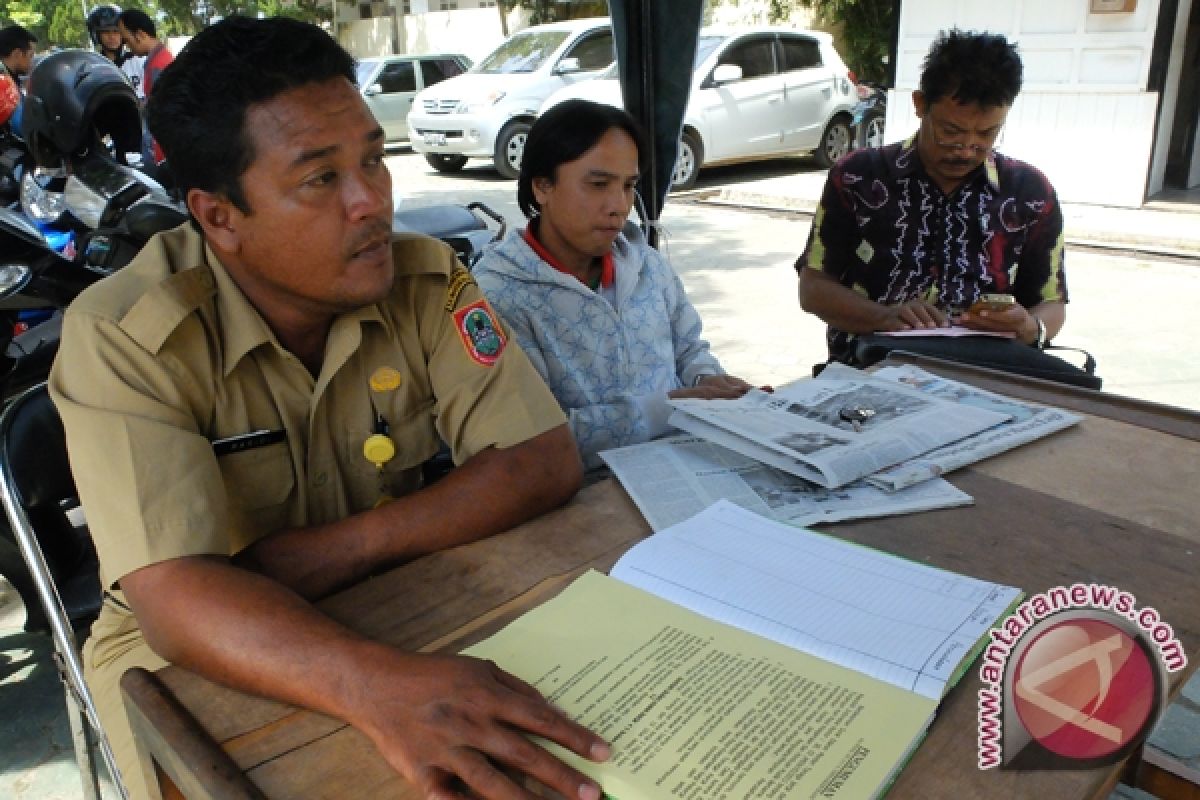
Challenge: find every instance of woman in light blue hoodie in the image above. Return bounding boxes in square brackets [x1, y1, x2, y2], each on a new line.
[474, 99, 756, 469]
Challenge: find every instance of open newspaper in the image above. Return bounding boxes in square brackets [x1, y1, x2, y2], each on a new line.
[668, 368, 1011, 488]
[859, 364, 1083, 491]
[600, 434, 973, 530]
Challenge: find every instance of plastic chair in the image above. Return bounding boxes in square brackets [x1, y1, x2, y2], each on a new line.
[0, 382, 128, 800]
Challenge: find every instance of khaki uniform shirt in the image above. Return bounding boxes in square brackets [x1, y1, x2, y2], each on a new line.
[50, 223, 565, 650]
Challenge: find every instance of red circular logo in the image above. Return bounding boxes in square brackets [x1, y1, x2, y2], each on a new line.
[1012, 617, 1157, 760]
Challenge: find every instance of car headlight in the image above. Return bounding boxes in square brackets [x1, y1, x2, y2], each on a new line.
[0, 263, 32, 299]
[455, 90, 506, 114]
[20, 169, 67, 224]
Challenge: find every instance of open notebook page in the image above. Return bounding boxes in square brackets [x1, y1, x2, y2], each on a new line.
[611, 500, 1021, 699]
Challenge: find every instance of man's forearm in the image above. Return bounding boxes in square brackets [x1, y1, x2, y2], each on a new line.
[122, 556, 399, 724]
[797, 267, 891, 333]
[237, 423, 582, 599]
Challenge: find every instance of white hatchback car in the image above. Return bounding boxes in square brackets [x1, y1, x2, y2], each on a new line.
[541, 27, 857, 190]
[407, 17, 614, 179]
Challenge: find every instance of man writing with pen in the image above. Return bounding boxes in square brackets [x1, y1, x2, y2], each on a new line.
[50, 15, 612, 800]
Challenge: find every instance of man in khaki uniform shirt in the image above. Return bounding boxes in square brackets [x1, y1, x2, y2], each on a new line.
[50, 16, 611, 800]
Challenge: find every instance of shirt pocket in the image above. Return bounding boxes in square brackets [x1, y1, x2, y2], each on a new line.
[218, 443, 296, 539]
[344, 398, 440, 475]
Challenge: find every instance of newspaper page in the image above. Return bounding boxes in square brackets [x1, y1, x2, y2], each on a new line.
[862, 364, 1083, 491]
[600, 435, 973, 531]
[667, 370, 1011, 489]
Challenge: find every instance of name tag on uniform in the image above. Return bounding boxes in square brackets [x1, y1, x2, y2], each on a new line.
[211, 429, 286, 456]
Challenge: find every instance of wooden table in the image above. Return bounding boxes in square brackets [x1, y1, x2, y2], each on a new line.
[120, 356, 1200, 800]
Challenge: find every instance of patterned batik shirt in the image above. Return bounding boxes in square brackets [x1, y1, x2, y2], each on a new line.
[796, 136, 1067, 359]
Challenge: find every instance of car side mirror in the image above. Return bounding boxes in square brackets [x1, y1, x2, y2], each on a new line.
[364, 83, 383, 97]
[712, 64, 743, 85]
[556, 57, 582, 75]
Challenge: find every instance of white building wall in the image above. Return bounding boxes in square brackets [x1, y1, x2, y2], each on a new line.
[336, 4, 525, 62]
[888, 0, 1163, 207]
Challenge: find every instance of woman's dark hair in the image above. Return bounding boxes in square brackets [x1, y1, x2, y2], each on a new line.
[146, 15, 356, 212]
[919, 29, 1023, 108]
[517, 98, 647, 219]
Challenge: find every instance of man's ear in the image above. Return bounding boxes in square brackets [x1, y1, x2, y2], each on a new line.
[187, 189, 241, 254]
[912, 90, 927, 119]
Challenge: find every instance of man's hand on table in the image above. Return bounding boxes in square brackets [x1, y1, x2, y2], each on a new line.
[354, 651, 610, 800]
[958, 304, 1040, 345]
[878, 299, 949, 332]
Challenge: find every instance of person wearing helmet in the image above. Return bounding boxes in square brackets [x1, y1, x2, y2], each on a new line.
[0, 25, 36, 132]
[88, 5, 144, 100]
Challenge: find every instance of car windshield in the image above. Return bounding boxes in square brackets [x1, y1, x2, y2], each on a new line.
[355, 60, 380, 88]
[590, 35, 726, 81]
[694, 35, 725, 66]
[474, 30, 571, 73]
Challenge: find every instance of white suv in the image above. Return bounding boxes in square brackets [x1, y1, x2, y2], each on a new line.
[407, 17, 614, 179]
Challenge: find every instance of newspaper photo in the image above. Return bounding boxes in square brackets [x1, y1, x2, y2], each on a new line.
[862, 364, 1083, 490]
[668, 368, 1011, 489]
[600, 435, 974, 531]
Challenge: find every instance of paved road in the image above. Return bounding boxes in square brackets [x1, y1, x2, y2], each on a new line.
[389, 148, 1200, 411]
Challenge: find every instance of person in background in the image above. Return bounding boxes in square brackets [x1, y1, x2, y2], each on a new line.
[0, 25, 35, 132]
[796, 29, 1067, 363]
[51, 15, 607, 800]
[474, 98, 757, 470]
[118, 8, 171, 164]
[88, 5, 144, 100]
[117, 9, 171, 95]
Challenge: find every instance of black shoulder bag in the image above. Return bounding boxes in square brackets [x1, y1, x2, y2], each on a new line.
[847, 335, 1102, 390]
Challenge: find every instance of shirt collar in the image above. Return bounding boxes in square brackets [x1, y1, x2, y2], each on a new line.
[522, 222, 614, 290]
[204, 241, 388, 377]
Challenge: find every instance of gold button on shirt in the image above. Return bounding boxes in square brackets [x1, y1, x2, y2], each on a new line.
[49, 222, 565, 681]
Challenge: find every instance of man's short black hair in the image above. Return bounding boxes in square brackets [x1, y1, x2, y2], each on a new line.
[0, 25, 37, 59]
[518, 99, 647, 219]
[147, 15, 356, 213]
[919, 29, 1023, 108]
[118, 9, 156, 39]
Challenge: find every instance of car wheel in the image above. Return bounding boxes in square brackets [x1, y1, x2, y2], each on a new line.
[861, 112, 885, 150]
[671, 131, 703, 192]
[424, 153, 468, 173]
[493, 120, 531, 180]
[814, 116, 852, 168]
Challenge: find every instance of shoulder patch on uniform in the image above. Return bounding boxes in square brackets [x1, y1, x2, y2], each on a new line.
[119, 265, 215, 354]
[452, 298, 507, 366]
[444, 266, 476, 312]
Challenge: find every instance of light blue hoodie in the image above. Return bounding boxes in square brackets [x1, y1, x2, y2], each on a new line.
[474, 222, 724, 469]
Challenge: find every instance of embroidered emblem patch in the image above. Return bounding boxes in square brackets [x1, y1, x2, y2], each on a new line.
[453, 299, 507, 366]
[444, 266, 476, 311]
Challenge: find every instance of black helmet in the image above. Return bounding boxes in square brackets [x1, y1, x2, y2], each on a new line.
[86, 5, 122, 48]
[20, 50, 142, 169]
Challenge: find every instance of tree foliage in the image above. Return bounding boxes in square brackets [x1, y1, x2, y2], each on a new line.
[794, 0, 893, 83]
[2, 0, 331, 46]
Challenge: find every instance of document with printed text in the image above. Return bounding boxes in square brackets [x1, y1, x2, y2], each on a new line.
[466, 502, 1022, 799]
[600, 434, 973, 531]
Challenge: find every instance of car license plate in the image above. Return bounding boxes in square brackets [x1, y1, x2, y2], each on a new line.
[423, 132, 447, 146]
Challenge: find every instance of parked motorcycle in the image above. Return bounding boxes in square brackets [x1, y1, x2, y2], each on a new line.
[851, 80, 887, 151]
